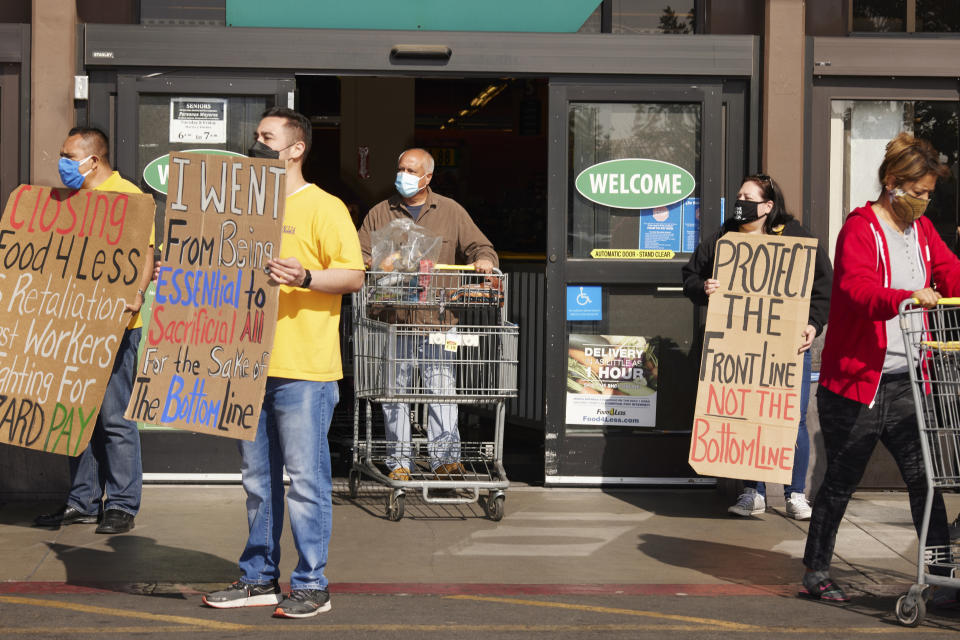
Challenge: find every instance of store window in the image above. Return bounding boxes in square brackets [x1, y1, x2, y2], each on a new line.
[851, 0, 960, 33]
[568, 102, 701, 258]
[828, 99, 960, 256]
[578, 0, 698, 34]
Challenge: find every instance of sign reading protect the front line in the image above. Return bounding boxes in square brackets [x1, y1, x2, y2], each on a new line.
[575, 158, 695, 209]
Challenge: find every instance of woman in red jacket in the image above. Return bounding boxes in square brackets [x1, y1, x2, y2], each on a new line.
[802, 133, 960, 602]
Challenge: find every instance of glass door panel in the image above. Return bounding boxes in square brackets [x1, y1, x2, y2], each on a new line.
[568, 102, 702, 258]
[827, 99, 960, 257]
[546, 80, 735, 484]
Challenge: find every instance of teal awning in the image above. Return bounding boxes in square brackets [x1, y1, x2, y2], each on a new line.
[226, 0, 602, 32]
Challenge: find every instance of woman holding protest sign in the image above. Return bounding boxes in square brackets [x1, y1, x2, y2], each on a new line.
[801, 133, 960, 603]
[682, 173, 833, 520]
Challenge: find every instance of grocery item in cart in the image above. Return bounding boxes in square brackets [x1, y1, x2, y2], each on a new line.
[370, 218, 442, 273]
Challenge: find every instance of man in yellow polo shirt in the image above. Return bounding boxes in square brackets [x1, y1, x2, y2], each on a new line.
[202, 108, 364, 619]
[34, 127, 154, 535]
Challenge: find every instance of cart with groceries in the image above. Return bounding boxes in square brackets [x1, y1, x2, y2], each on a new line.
[895, 297, 960, 626]
[349, 247, 518, 520]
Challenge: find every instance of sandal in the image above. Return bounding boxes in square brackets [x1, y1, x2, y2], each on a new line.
[799, 578, 850, 602]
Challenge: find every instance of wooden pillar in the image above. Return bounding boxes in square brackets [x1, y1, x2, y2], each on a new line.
[762, 0, 805, 220]
[31, 0, 77, 185]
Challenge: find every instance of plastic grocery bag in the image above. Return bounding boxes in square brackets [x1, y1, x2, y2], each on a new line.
[370, 218, 442, 273]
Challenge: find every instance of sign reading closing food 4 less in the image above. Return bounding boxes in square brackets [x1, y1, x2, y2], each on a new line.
[575, 159, 695, 210]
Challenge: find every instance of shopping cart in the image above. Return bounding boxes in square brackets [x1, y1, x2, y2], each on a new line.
[349, 265, 518, 521]
[895, 298, 960, 626]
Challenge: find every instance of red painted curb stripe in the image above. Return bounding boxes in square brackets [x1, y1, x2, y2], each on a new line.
[0, 582, 799, 597]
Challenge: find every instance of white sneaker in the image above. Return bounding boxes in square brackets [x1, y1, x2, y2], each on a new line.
[728, 488, 765, 516]
[785, 492, 812, 520]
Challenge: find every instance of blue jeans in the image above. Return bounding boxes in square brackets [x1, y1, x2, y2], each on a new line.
[746, 349, 812, 498]
[383, 332, 460, 472]
[238, 378, 338, 590]
[67, 327, 142, 516]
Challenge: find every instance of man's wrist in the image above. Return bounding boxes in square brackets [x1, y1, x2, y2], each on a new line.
[299, 269, 313, 289]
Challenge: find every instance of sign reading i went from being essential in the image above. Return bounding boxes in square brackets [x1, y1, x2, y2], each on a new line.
[124, 153, 285, 441]
[0, 185, 154, 456]
[688, 232, 818, 485]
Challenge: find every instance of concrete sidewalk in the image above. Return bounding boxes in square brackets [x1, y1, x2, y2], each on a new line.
[0, 482, 953, 596]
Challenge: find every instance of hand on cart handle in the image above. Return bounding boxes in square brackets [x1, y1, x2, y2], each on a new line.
[434, 260, 495, 274]
[911, 287, 942, 309]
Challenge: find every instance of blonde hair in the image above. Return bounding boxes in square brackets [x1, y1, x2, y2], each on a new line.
[878, 132, 949, 189]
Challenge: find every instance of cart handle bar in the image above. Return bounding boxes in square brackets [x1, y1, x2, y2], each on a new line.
[434, 263, 474, 271]
[910, 297, 960, 306]
[433, 264, 504, 276]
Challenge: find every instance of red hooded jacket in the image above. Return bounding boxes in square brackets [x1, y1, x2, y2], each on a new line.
[819, 203, 960, 407]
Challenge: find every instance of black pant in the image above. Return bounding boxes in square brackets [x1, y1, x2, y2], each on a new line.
[803, 375, 948, 572]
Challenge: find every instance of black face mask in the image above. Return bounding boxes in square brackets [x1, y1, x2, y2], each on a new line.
[248, 140, 280, 159]
[733, 199, 766, 224]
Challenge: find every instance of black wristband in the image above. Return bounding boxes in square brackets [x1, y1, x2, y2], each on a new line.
[299, 269, 312, 289]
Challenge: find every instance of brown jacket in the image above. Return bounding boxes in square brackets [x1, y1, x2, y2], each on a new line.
[358, 188, 498, 267]
[358, 188, 499, 326]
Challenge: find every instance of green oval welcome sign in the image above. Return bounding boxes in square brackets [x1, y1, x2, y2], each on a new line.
[143, 149, 246, 195]
[575, 158, 695, 209]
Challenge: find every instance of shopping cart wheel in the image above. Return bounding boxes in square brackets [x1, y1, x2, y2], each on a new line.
[896, 593, 926, 627]
[386, 491, 405, 521]
[348, 469, 360, 498]
[484, 493, 505, 521]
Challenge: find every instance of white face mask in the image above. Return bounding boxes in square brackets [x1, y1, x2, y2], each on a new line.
[395, 171, 423, 198]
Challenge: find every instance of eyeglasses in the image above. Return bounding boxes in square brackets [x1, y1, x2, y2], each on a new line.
[747, 173, 771, 184]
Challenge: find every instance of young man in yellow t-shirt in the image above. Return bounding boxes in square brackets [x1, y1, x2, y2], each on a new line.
[34, 128, 154, 535]
[202, 108, 364, 618]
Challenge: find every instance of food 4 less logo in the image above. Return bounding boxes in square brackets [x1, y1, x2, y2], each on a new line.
[575, 158, 695, 209]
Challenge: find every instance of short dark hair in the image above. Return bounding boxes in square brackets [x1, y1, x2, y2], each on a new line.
[261, 106, 312, 158]
[67, 126, 110, 163]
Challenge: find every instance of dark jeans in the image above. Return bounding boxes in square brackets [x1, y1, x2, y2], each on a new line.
[67, 328, 143, 516]
[803, 375, 948, 572]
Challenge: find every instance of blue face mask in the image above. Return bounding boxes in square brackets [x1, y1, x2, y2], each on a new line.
[395, 171, 423, 198]
[58, 155, 94, 189]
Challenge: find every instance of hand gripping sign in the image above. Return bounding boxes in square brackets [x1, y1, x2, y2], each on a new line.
[0, 184, 154, 456]
[688, 232, 818, 485]
[124, 152, 285, 441]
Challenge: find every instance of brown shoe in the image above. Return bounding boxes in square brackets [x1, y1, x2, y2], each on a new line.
[388, 467, 411, 481]
[434, 462, 467, 478]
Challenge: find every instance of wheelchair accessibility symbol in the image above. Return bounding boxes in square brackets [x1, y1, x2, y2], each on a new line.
[567, 286, 602, 321]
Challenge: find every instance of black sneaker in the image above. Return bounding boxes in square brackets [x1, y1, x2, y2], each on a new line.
[202, 579, 281, 609]
[273, 589, 331, 618]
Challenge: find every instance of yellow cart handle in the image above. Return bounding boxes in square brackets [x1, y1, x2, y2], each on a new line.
[434, 264, 475, 271]
[911, 297, 960, 305]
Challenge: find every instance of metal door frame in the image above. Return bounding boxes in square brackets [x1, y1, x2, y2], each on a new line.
[110, 74, 295, 183]
[0, 24, 30, 203]
[544, 79, 748, 485]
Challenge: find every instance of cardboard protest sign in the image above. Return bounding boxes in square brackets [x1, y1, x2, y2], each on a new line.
[688, 232, 818, 484]
[0, 185, 154, 456]
[124, 153, 285, 441]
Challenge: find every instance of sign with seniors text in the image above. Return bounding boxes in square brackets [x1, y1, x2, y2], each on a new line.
[124, 152, 285, 441]
[688, 232, 818, 485]
[0, 185, 154, 456]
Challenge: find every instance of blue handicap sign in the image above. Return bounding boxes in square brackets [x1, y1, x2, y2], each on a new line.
[567, 286, 602, 321]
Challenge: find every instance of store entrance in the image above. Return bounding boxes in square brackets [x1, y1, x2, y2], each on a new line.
[297, 75, 548, 255]
[297, 75, 549, 482]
